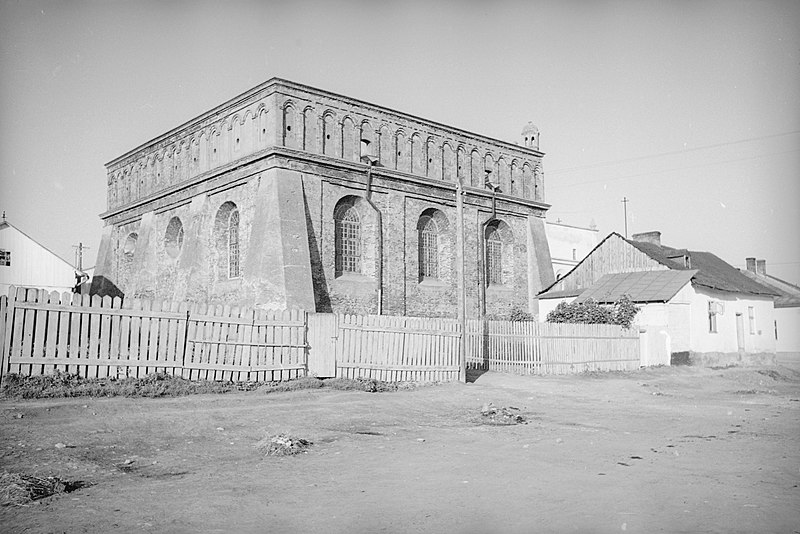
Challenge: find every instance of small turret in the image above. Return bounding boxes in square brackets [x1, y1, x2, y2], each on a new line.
[521, 122, 539, 150]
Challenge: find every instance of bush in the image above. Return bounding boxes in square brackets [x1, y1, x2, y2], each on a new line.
[546, 295, 639, 329]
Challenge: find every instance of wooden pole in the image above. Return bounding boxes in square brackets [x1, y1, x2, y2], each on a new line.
[456, 178, 467, 383]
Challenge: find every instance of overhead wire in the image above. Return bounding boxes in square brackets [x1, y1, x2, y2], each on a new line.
[547, 130, 800, 177]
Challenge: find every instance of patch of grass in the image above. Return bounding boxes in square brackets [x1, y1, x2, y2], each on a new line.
[257, 376, 325, 394]
[324, 377, 399, 392]
[0, 372, 237, 399]
[0, 472, 89, 506]
[0, 372, 414, 399]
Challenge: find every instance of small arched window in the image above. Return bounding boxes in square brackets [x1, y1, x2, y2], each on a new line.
[486, 226, 503, 285]
[123, 232, 138, 259]
[228, 210, 240, 278]
[164, 217, 184, 259]
[418, 216, 439, 280]
[335, 206, 361, 275]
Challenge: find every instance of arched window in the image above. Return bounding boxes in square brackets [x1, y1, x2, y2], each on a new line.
[164, 217, 184, 259]
[228, 210, 240, 278]
[335, 206, 361, 275]
[418, 216, 439, 280]
[486, 226, 503, 285]
[123, 232, 138, 259]
[215, 202, 241, 280]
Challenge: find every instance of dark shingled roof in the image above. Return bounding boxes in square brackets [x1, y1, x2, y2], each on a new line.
[575, 270, 696, 304]
[626, 238, 777, 297]
[739, 269, 800, 308]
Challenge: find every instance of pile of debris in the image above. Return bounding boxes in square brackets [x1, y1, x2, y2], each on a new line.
[255, 433, 313, 456]
[479, 403, 527, 426]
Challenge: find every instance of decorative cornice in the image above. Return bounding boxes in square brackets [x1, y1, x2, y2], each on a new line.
[106, 77, 545, 170]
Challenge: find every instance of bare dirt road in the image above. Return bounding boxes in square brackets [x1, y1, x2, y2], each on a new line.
[2, 364, 799, 534]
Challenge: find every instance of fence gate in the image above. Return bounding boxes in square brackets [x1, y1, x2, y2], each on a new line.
[306, 313, 337, 377]
[182, 306, 308, 382]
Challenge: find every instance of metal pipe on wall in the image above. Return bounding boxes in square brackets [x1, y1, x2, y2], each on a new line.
[364, 159, 383, 315]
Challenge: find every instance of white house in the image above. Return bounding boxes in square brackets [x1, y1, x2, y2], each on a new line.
[739, 257, 800, 359]
[538, 231, 778, 367]
[0, 218, 83, 295]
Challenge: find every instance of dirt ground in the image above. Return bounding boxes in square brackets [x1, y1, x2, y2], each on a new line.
[1, 361, 799, 534]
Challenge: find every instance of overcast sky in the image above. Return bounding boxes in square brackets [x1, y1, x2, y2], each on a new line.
[1, 0, 799, 283]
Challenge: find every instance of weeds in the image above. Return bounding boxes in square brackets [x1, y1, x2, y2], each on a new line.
[0, 372, 411, 399]
[0, 472, 89, 506]
[0, 372, 238, 399]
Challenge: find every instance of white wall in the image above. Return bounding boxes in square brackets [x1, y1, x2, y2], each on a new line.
[775, 307, 800, 353]
[537, 297, 572, 320]
[545, 222, 599, 279]
[0, 224, 78, 294]
[689, 287, 776, 354]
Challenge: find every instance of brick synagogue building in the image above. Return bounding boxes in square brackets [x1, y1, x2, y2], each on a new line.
[92, 78, 555, 318]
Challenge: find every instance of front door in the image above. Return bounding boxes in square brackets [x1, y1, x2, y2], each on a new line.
[735, 313, 745, 353]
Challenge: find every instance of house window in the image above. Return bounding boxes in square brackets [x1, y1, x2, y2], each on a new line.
[708, 301, 718, 333]
[748, 306, 756, 334]
[0, 249, 10, 266]
[418, 216, 439, 280]
[164, 217, 184, 259]
[335, 207, 361, 275]
[486, 227, 503, 285]
[228, 210, 240, 278]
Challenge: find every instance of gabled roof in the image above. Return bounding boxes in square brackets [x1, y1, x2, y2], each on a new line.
[739, 269, 800, 308]
[538, 287, 583, 300]
[538, 231, 778, 299]
[0, 219, 77, 271]
[575, 270, 696, 304]
[628, 239, 776, 296]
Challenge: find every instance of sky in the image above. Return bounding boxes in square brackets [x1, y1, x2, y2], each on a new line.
[1, 0, 799, 284]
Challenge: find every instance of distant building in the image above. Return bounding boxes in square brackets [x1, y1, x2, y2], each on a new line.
[545, 220, 599, 280]
[0, 218, 82, 294]
[91, 78, 555, 318]
[538, 231, 778, 366]
[739, 258, 800, 357]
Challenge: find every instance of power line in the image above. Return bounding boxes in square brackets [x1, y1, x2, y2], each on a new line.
[548, 148, 800, 190]
[548, 130, 800, 176]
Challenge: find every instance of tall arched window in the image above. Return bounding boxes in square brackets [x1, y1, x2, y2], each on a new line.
[228, 209, 240, 278]
[335, 206, 361, 275]
[215, 201, 241, 280]
[418, 216, 439, 280]
[164, 216, 184, 259]
[486, 226, 503, 285]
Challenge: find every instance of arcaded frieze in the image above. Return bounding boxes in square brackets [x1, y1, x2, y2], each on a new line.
[106, 79, 545, 211]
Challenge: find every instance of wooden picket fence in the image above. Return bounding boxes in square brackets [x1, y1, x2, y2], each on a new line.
[465, 319, 640, 374]
[333, 314, 462, 382]
[0, 287, 305, 383]
[0, 286, 641, 384]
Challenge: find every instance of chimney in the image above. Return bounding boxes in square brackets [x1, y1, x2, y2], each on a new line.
[631, 231, 661, 246]
[756, 259, 766, 275]
[745, 257, 756, 272]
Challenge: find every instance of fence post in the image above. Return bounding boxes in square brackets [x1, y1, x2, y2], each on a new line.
[0, 290, 10, 387]
[180, 307, 191, 379]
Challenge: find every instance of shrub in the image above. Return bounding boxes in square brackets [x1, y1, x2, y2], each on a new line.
[509, 307, 536, 322]
[546, 295, 639, 329]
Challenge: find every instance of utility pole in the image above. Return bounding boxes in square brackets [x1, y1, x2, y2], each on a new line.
[621, 197, 629, 238]
[455, 176, 467, 383]
[73, 242, 89, 271]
